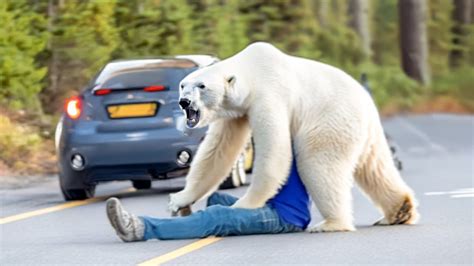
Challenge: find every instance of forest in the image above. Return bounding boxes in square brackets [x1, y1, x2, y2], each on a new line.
[0, 0, 473, 176]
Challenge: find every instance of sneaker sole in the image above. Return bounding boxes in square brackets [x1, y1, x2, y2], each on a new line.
[106, 197, 128, 236]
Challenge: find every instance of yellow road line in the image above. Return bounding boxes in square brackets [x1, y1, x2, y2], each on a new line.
[138, 237, 223, 266]
[0, 188, 135, 225]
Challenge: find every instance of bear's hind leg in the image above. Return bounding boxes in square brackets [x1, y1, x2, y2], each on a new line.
[295, 140, 357, 232]
[354, 131, 419, 226]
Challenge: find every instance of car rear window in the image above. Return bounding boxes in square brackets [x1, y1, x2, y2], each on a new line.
[90, 59, 198, 91]
[96, 68, 196, 90]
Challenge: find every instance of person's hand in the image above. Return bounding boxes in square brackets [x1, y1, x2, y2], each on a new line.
[171, 205, 192, 217]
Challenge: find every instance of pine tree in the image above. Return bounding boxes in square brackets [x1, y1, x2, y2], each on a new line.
[0, 0, 48, 111]
[314, 0, 364, 67]
[348, 0, 372, 58]
[371, 0, 399, 66]
[156, 0, 194, 55]
[239, 0, 320, 59]
[450, 0, 472, 68]
[114, 0, 194, 58]
[213, 0, 249, 58]
[427, 0, 454, 76]
[113, 0, 156, 58]
[399, 0, 431, 85]
[42, 0, 119, 113]
[187, 0, 221, 55]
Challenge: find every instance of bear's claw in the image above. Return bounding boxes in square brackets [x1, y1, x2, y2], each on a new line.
[374, 195, 419, 226]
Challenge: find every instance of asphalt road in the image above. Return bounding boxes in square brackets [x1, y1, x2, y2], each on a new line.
[1, 114, 473, 265]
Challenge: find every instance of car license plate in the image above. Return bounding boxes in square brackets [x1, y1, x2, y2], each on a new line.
[107, 102, 158, 119]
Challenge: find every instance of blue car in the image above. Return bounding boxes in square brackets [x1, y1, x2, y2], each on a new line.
[55, 56, 251, 201]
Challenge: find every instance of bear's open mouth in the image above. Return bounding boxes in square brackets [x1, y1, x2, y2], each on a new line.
[184, 107, 200, 128]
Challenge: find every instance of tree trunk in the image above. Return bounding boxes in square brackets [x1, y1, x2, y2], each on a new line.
[348, 0, 372, 58]
[317, 0, 329, 28]
[41, 0, 64, 113]
[450, 0, 472, 68]
[398, 0, 431, 85]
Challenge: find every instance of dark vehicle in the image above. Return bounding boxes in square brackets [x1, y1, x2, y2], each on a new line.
[55, 56, 251, 201]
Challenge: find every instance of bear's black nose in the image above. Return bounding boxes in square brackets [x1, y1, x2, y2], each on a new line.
[179, 98, 191, 109]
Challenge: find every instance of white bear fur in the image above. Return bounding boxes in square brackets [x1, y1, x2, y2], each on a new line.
[170, 42, 419, 232]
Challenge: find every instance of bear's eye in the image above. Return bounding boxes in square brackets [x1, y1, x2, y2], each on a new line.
[197, 84, 206, 89]
[180, 84, 184, 90]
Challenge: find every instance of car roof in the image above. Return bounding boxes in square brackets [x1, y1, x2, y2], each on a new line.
[175, 55, 220, 67]
[109, 55, 219, 68]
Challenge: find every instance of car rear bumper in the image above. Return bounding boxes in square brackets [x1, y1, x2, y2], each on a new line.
[81, 163, 189, 183]
[57, 117, 206, 185]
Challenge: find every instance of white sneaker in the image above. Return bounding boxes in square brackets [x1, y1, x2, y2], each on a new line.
[106, 197, 145, 242]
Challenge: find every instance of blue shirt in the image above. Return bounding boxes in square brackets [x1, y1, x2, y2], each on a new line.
[267, 158, 311, 229]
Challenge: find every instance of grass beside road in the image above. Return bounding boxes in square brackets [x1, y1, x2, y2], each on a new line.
[0, 109, 57, 187]
[381, 95, 473, 116]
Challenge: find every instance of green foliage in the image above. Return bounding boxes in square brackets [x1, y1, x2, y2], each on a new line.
[311, 0, 364, 68]
[53, 0, 119, 82]
[113, 0, 160, 57]
[239, 0, 320, 58]
[156, 0, 194, 55]
[431, 66, 474, 109]
[452, 18, 474, 67]
[0, 0, 48, 111]
[187, 0, 221, 55]
[114, 0, 194, 58]
[467, 24, 474, 65]
[371, 0, 400, 66]
[39, 0, 119, 113]
[351, 63, 421, 108]
[0, 114, 41, 172]
[427, 0, 454, 76]
[213, 1, 249, 58]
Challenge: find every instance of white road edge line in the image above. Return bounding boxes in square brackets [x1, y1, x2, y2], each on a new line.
[395, 117, 448, 153]
[450, 194, 474, 198]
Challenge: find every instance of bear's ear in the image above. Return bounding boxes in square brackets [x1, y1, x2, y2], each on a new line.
[226, 75, 236, 87]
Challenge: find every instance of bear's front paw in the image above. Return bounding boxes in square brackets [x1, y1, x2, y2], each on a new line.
[307, 220, 355, 233]
[231, 197, 264, 209]
[168, 191, 192, 213]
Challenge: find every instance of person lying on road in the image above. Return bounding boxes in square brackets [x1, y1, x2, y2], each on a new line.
[106, 159, 311, 241]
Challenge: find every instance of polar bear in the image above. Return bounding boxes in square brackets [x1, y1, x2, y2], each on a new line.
[170, 42, 419, 232]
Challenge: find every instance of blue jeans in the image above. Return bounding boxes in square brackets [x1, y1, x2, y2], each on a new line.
[140, 192, 302, 240]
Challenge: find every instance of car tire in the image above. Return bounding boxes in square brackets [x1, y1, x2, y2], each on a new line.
[61, 185, 96, 201]
[220, 155, 246, 189]
[132, 180, 152, 190]
[244, 138, 254, 173]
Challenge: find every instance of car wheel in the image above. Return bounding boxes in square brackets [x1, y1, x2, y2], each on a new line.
[60, 184, 96, 201]
[244, 138, 254, 173]
[220, 154, 246, 189]
[132, 180, 152, 190]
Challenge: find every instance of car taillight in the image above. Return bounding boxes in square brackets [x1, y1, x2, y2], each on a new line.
[65, 96, 81, 120]
[144, 85, 166, 92]
[94, 89, 112, 96]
